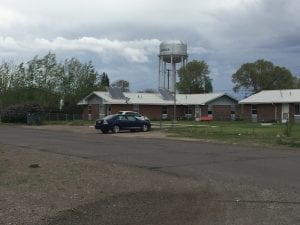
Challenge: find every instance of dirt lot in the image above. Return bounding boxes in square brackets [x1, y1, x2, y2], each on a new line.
[26, 124, 169, 138]
[1, 125, 300, 225]
[0, 126, 223, 225]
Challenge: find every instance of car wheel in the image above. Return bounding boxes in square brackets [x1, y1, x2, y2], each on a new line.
[141, 124, 148, 132]
[101, 129, 108, 134]
[112, 125, 120, 133]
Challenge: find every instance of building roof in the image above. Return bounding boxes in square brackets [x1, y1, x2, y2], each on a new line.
[176, 93, 233, 105]
[239, 89, 300, 104]
[78, 91, 237, 106]
[123, 92, 173, 105]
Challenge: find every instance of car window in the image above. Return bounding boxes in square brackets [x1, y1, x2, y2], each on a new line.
[103, 115, 115, 120]
[125, 112, 134, 116]
[126, 115, 137, 121]
[117, 115, 126, 120]
[126, 112, 140, 117]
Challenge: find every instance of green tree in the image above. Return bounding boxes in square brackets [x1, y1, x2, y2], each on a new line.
[138, 88, 157, 93]
[232, 59, 297, 95]
[0, 61, 13, 95]
[111, 79, 130, 92]
[100, 72, 110, 88]
[177, 60, 212, 94]
[11, 53, 62, 110]
[13, 63, 27, 88]
[61, 58, 99, 112]
[0, 52, 103, 113]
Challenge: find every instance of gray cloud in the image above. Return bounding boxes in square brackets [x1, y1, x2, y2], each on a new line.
[0, 37, 160, 63]
[0, 0, 299, 93]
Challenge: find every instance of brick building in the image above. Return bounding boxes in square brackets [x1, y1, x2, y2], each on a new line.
[239, 89, 300, 123]
[78, 87, 238, 121]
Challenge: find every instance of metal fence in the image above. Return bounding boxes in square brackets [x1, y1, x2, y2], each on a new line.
[44, 113, 82, 121]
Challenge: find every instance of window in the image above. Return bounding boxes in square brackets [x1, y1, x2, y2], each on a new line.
[295, 104, 300, 115]
[88, 105, 92, 114]
[251, 105, 257, 115]
[117, 115, 126, 120]
[133, 112, 142, 117]
[231, 105, 235, 115]
[185, 105, 193, 115]
[208, 105, 213, 115]
[162, 106, 168, 114]
[126, 112, 134, 116]
[127, 115, 136, 121]
[123, 112, 141, 117]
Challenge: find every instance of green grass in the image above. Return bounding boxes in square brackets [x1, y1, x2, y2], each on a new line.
[158, 121, 300, 148]
[43, 120, 95, 126]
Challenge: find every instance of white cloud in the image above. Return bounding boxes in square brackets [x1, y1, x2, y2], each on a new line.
[0, 0, 299, 92]
[0, 37, 161, 63]
[0, 36, 27, 56]
[0, 7, 27, 29]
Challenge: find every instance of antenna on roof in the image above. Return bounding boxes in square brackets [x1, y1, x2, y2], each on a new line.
[108, 86, 126, 99]
[158, 88, 174, 100]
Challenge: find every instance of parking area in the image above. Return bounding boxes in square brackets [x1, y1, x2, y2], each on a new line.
[0, 125, 299, 225]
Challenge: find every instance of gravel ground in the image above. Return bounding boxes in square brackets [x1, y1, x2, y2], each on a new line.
[23, 125, 169, 138]
[0, 138, 223, 225]
[1, 125, 299, 225]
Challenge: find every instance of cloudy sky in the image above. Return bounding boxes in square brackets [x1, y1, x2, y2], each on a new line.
[1, 0, 300, 96]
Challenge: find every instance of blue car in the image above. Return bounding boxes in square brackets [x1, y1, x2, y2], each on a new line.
[95, 114, 151, 133]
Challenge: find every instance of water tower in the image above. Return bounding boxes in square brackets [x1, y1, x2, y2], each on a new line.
[158, 41, 188, 93]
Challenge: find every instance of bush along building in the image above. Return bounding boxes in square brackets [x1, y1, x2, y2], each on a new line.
[239, 89, 300, 123]
[78, 87, 238, 121]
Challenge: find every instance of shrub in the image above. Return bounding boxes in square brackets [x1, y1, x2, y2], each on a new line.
[283, 120, 294, 137]
[1, 103, 43, 124]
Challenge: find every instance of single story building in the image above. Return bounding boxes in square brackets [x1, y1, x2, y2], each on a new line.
[239, 89, 300, 123]
[78, 87, 238, 121]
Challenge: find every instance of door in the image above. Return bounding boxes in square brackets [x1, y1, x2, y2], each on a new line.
[195, 105, 201, 119]
[251, 105, 257, 122]
[99, 104, 106, 119]
[282, 103, 289, 123]
[116, 115, 129, 129]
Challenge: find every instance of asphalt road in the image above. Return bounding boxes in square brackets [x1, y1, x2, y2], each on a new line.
[1, 125, 300, 224]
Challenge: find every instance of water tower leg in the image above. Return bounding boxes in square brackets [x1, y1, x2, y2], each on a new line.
[164, 62, 167, 89]
[158, 57, 161, 89]
[171, 56, 177, 125]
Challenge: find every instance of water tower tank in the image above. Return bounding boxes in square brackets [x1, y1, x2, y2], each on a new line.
[159, 40, 187, 63]
[158, 40, 188, 92]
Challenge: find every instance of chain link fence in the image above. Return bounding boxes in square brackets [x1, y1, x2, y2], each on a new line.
[44, 113, 82, 121]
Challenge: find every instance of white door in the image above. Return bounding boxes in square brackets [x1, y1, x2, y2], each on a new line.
[195, 105, 201, 119]
[282, 104, 289, 123]
[99, 104, 106, 119]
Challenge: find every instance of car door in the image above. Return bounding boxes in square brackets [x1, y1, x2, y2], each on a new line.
[126, 115, 141, 129]
[116, 115, 129, 130]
